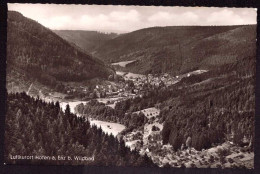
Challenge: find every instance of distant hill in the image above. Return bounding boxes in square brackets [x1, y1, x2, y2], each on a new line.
[53, 30, 119, 54]
[7, 11, 114, 91]
[93, 25, 256, 75]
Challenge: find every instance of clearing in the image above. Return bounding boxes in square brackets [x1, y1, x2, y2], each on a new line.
[111, 60, 137, 67]
[89, 119, 126, 137]
[60, 101, 88, 113]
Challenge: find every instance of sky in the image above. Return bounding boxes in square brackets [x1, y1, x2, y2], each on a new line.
[8, 4, 257, 33]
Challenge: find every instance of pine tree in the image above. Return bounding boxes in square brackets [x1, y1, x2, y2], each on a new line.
[65, 104, 71, 116]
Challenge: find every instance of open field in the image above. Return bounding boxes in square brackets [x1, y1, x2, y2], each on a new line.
[111, 60, 137, 67]
[133, 107, 160, 119]
[60, 101, 88, 113]
[89, 119, 126, 136]
[116, 71, 145, 80]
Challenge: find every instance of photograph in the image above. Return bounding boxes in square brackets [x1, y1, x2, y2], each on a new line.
[4, 4, 256, 169]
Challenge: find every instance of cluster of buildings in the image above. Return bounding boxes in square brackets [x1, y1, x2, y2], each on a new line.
[64, 72, 183, 100]
[133, 73, 179, 88]
[107, 73, 180, 98]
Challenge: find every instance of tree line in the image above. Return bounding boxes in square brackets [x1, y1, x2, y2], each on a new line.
[4, 92, 156, 166]
[75, 100, 148, 134]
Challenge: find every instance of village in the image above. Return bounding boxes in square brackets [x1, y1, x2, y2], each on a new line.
[63, 72, 175, 101]
[62, 69, 208, 105]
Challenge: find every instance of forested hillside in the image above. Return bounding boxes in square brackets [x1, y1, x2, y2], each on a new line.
[4, 92, 156, 166]
[77, 51, 255, 152]
[93, 25, 256, 75]
[160, 55, 255, 150]
[161, 77, 254, 151]
[54, 30, 118, 54]
[7, 11, 114, 90]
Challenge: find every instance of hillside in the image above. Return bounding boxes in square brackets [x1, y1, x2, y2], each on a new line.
[93, 25, 256, 75]
[7, 11, 114, 92]
[53, 30, 118, 54]
[4, 92, 156, 166]
[74, 57, 255, 168]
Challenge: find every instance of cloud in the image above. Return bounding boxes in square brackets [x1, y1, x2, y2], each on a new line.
[206, 9, 245, 25]
[110, 9, 140, 23]
[183, 12, 199, 22]
[79, 9, 140, 31]
[148, 12, 173, 22]
[8, 4, 257, 32]
[148, 11, 199, 26]
[81, 14, 109, 25]
[34, 16, 72, 29]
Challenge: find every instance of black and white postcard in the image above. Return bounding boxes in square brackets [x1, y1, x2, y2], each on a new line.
[3, 4, 256, 169]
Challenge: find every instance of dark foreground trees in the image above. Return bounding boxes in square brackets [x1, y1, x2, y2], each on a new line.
[4, 92, 156, 166]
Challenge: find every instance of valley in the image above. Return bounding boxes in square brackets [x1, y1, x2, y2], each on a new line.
[64, 66, 254, 169]
[5, 10, 255, 169]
